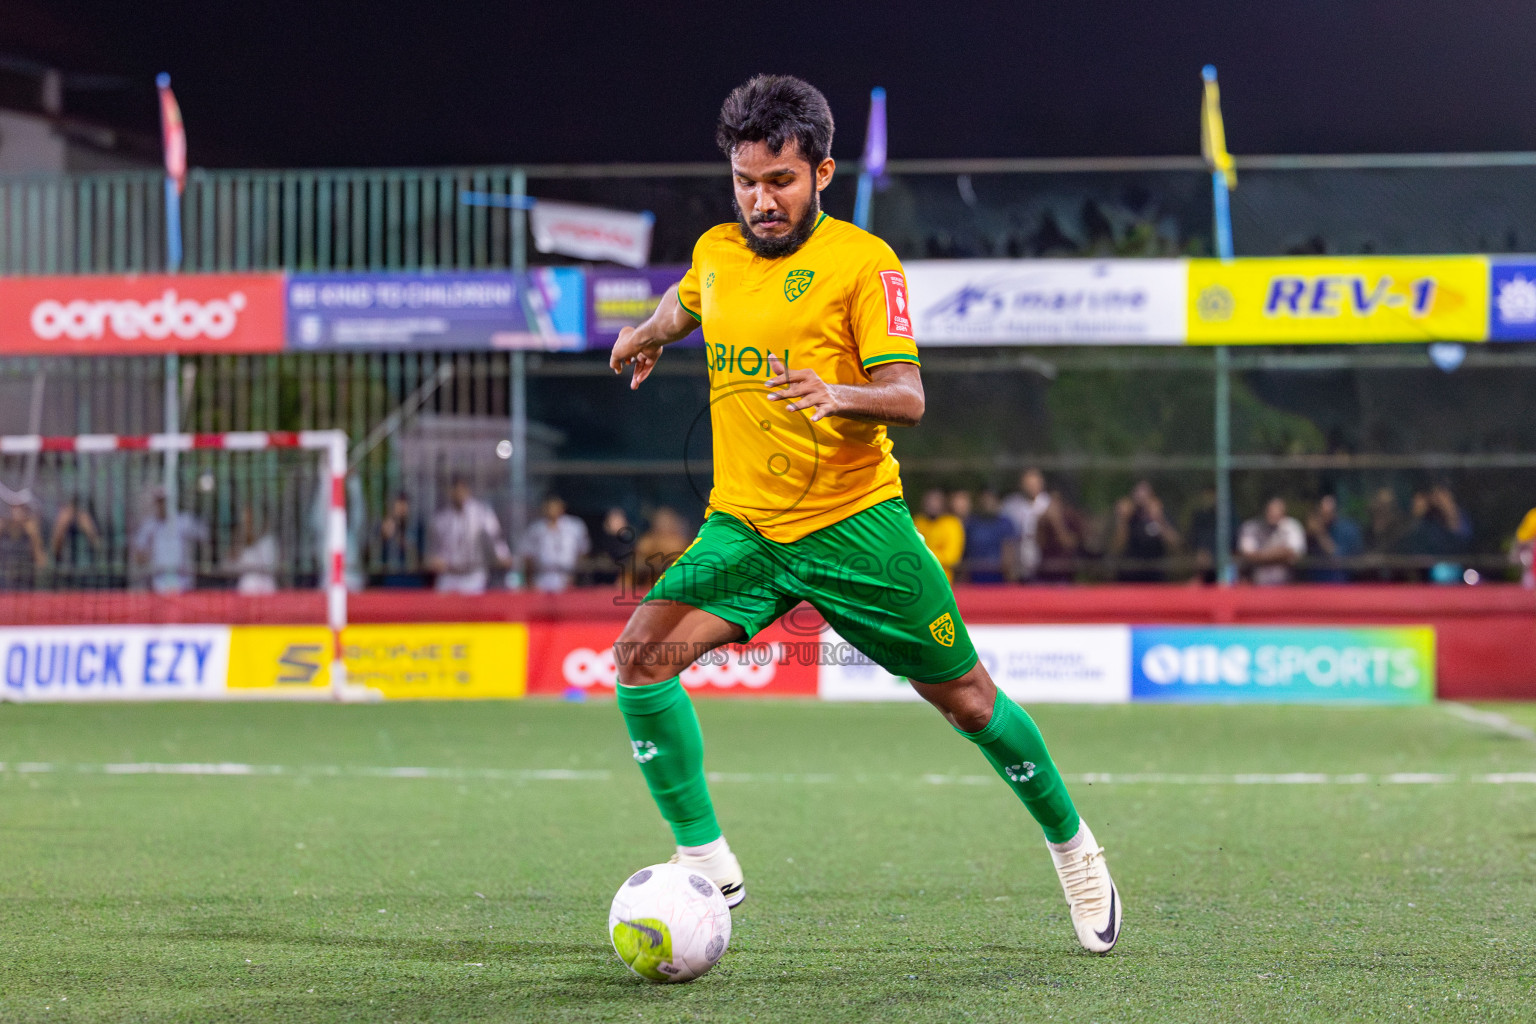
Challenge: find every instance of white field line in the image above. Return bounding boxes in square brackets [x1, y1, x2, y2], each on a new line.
[1442, 702, 1536, 742]
[0, 762, 1534, 784]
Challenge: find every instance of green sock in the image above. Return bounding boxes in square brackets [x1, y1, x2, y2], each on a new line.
[616, 676, 722, 847]
[958, 689, 1081, 843]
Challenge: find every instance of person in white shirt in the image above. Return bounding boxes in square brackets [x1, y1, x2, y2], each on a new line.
[427, 476, 513, 594]
[519, 495, 591, 593]
[131, 488, 209, 594]
[229, 505, 279, 595]
[1000, 467, 1051, 580]
[1238, 496, 1306, 585]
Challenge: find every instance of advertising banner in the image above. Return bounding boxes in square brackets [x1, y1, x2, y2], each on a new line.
[816, 625, 1132, 703]
[227, 623, 527, 699]
[1130, 626, 1435, 703]
[1186, 256, 1487, 344]
[525, 620, 818, 697]
[531, 200, 654, 268]
[904, 260, 1186, 345]
[0, 625, 230, 701]
[0, 274, 286, 355]
[1488, 259, 1536, 340]
[285, 269, 584, 352]
[586, 266, 702, 350]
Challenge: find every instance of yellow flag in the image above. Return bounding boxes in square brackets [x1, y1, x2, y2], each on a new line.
[1200, 67, 1236, 190]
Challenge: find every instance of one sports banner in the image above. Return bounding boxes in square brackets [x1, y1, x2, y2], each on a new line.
[285, 269, 584, 351]
[1130, 626, 1435, 703]
[903, 260, 1186, 345]
[1186, 256, 1488, 344]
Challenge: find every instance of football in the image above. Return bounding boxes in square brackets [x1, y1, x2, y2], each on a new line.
[608, 863, 732, 983]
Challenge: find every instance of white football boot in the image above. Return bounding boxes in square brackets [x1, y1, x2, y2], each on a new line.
[1048, 819, 1122, 953]
[669, 838, 746, 908]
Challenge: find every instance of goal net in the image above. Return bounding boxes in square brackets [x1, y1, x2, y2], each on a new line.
[0, 430, 351, 700]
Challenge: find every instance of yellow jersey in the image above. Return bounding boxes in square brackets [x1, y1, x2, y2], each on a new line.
[677, 213, 920, 543]
[912, 513, 965, 580]
[1518, 507, 1536, 545]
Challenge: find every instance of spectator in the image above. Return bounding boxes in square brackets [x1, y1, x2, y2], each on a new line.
[49, 496, 103, 588]
[427, 475, 512, 595]
[519, 495, 591, 594]
[1511, 506, 1536, 588]
[131, 487, 208, 594]
[591, 507, 636, 587]
[1001, 468, 1051, 580]
[1111, 480, 1180, 582]
[1304, 494, 1364, 582]
[634, 507, 693, 591]
[229, 506, 279, 595]
[1035, 489, 1085, 583]
[1238, 496, 1306, 585]
[1366, 488, 1409, 554]
[0, 500, 47, 589]
[913, 488, 964, 581]
[374, 493, 426, 587]
[961, 489, 1018, 584]
[1401, 482, 1472, 583]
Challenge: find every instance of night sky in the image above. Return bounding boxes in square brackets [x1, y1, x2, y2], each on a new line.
[12, 0, 1536, 168]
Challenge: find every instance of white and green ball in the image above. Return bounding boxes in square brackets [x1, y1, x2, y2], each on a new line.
[608, 863, 731, 982]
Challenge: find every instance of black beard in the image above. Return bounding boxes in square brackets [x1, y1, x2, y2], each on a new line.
[735, 191, 821, 259]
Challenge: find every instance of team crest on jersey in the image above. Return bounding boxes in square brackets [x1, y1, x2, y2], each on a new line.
[784, 269, 815, 302]
[928, 612, 956, 647]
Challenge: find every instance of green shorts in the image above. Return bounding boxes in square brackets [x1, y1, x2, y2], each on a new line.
[644, 497, 979, 685]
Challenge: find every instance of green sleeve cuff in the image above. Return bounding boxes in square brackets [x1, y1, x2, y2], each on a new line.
[861, 353, 920, 369]
[616, 676, 685, 715]
[677, 297, 702, 323]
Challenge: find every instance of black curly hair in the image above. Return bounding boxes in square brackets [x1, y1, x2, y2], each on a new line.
[716, 75, 835, 168]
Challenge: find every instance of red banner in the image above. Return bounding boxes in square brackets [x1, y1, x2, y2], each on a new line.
[0, 274, 286, 355]
[526, 620, 819, 698]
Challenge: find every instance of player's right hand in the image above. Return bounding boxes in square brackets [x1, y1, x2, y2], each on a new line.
[611, 326, 663, 390]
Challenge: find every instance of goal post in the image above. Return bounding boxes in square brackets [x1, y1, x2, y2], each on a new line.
[0, 429, 354, 700]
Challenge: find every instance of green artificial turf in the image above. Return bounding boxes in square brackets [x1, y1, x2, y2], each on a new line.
[0, 699, 1532, 1022]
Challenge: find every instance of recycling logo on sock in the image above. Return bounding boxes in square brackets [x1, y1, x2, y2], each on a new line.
[631, 740, 658, 764]
[1005, 762, 1036, 783]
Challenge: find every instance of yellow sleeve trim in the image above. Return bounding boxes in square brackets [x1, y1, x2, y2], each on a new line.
[861, 353, 920, 369]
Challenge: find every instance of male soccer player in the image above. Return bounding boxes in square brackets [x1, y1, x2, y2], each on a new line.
[608, 75, 1121, 952]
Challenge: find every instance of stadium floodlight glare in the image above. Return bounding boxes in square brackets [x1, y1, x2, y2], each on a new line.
[0, 429, 356, 699]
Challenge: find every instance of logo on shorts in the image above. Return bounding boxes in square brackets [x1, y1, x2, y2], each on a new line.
[784, 269, 815, 302]
[1004, 762, 1036, 783]
[631, 740, 658, 763]
[928, 612, 955, 647]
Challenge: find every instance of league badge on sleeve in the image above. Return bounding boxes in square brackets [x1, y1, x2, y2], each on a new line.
[880, 270, 914, 339]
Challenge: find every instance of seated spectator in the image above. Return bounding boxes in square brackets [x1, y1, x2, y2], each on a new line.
[1035, 489, 1085, 583]
[591, 507, 636, 588]
[1401, 482, 1472, 583]
[229, 506, 279, 595]
[49, 497, 104, 588]
[1303, 494, 1364, 583]
[1001, 468, 1050, 580]
[634, 507, 693, 591]
[0, 500, 47, 589]
[131, 487, 208, 594]
[519, 495, 591, 594]
[1111, 480, 1180, 582]
[913, 488, 964, 581]
[427, 475, 512, 595]
[1238, 497, 1306, 585]
[961, 489, 1018, 584]
[1512, 506, 1536, 588]
[373, 493, 426, 587]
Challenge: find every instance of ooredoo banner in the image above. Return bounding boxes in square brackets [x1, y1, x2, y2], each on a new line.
[0, 274, 286, 355]
[525, 621, 818, 697]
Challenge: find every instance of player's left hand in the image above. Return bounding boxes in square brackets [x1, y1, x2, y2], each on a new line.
[765, 353, 844, 422]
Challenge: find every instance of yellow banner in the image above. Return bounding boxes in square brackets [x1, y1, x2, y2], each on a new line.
[1187, 256, 1488, 343]
[228, 623, 527, 700]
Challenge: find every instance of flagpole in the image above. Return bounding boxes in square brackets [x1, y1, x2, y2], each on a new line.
[1202, 64, 1236, 586]
[157, 73, 182, 509]
[852, 87, 886, 231]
